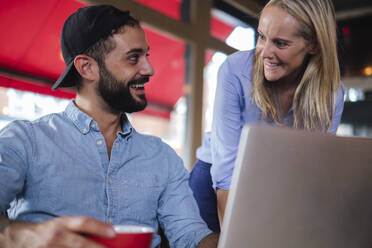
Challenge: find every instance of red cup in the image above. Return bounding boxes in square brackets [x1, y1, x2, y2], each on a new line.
[89, 225, 154, 248]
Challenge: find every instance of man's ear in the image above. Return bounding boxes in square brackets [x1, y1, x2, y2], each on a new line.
[73, 55, 99, 81]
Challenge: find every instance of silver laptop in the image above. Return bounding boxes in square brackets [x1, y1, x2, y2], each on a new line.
[218, 125, 372, 248]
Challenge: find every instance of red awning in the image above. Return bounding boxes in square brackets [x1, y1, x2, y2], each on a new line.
[0, 0, 233, 118]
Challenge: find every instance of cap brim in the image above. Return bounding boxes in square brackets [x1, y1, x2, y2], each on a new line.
[52, 61, 77, 90]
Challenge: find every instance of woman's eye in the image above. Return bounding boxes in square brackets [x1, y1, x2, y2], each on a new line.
[275, 40, 287, 48]
[258, 33, 265, 40]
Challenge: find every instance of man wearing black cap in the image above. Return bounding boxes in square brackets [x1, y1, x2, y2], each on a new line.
[0, 5, 217, 248]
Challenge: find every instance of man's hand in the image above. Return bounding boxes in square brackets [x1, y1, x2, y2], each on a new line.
[196, 233, 219, 248]
[0, 216, 115, 248]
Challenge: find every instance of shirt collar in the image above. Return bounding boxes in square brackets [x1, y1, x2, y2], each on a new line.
[241, 49, 255, 79]
[64, 100, 134, 137]
[118, 114, 133, 138]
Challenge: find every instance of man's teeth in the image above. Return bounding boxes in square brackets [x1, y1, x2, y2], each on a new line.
[131, 84, 145, 88]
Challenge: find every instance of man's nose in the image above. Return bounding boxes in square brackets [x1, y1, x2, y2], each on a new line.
[141, 58, 155, 76]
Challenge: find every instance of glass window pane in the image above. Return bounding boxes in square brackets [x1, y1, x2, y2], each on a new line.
[202, 49, 227, 133]
[0, 86, 69, 130]
[210, 8, 256, 50]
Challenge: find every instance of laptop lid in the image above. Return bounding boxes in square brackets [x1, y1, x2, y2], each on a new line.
[218, 125, 372, 248]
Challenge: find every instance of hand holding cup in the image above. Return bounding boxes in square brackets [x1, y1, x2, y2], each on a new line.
[89, 225, 154, 248]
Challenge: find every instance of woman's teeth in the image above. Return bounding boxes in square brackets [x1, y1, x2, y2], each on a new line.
[266, 62, 280, 66]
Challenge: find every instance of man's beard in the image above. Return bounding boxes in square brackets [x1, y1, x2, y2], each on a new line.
[97, 63, 148, 114]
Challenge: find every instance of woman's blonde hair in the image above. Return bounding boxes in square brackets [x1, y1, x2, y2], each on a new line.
[252, 0, 341, 131]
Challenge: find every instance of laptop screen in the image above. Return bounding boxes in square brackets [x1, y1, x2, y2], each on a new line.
[218, 125, 372, 248]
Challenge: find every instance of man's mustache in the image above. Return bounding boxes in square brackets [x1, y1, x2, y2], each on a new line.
[128, 76, 150, 85]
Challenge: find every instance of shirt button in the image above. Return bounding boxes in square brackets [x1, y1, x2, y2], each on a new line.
[91, 124, 96, 128]
[82, 128, 87, 133]
[108, 177, 112, 183]
[109, 218, 113, 224]
[97, 140, 103, 145]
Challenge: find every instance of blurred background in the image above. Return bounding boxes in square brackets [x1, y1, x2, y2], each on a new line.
[0, 0, 371, 169]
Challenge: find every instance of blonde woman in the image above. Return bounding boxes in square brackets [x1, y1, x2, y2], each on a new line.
[189, 0, 344, 232]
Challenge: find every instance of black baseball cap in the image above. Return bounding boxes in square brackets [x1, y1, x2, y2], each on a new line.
[52, 5, 133, 90]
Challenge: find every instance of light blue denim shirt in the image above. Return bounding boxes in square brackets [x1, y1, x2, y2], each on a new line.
[0, 101, 211, 248]
[197, 49, 345, 191]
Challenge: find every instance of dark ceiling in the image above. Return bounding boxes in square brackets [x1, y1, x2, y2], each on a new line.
[231, 0, 372, 15]
[334, 0, 372, 12]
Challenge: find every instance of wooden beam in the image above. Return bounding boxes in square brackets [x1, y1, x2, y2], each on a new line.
[0, 67, 53, 86]
[342, 76, 372, 90]
[83, 0, 237, 55]
[185, 0, 214, 169]
[223, 0, 262, 18]
[83, 0, 194, 41]
[336, 7, 372, 21]
[206, 36, 237, 55]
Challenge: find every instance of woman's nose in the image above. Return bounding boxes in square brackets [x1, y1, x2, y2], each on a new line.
[259, 41, 273, 59]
